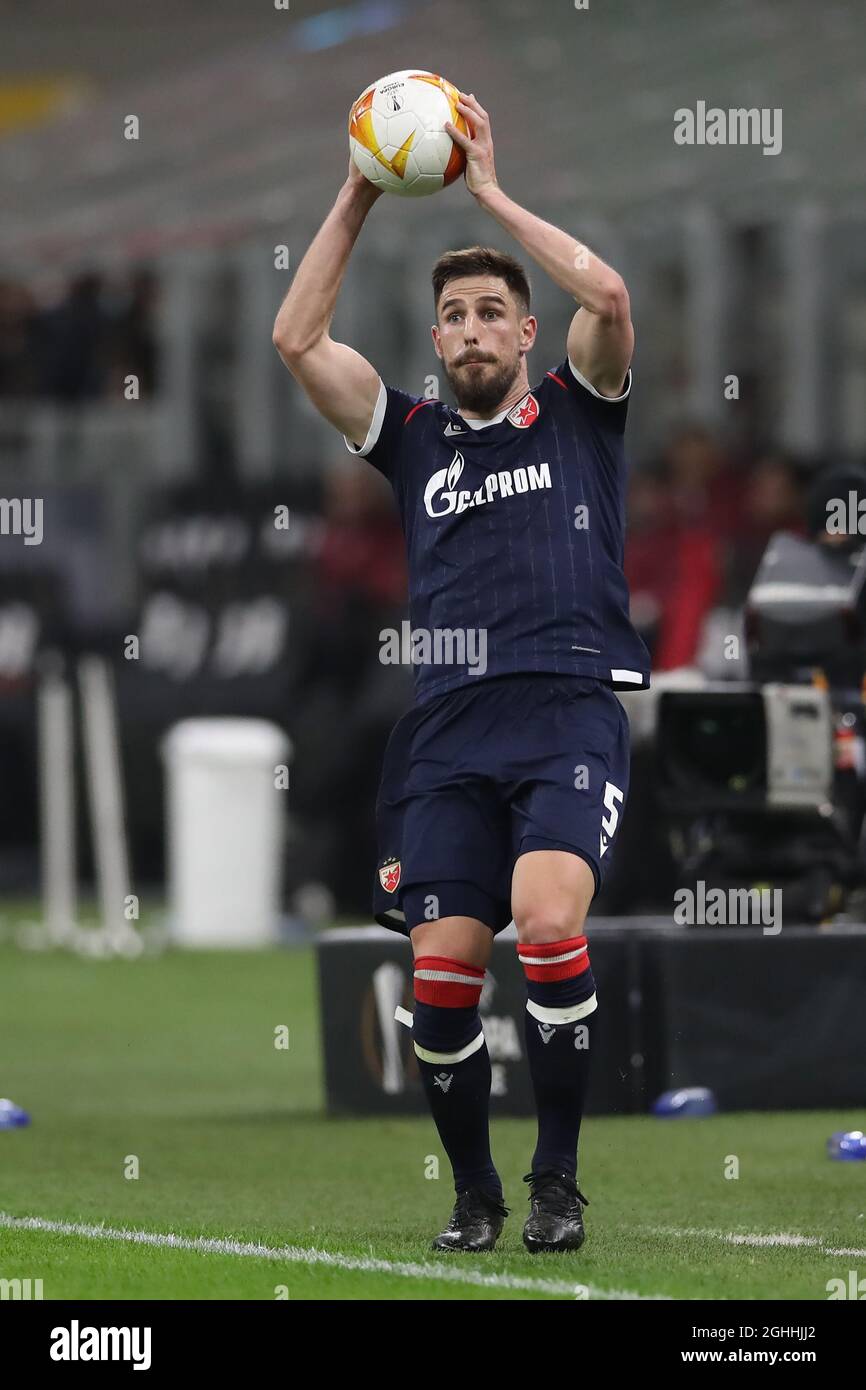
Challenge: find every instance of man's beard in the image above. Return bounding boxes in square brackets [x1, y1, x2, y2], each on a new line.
[444, 352, 521, 416]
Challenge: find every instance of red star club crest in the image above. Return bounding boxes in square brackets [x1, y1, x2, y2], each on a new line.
[507, 392, 539, 429]
[378, 858, 401, 893]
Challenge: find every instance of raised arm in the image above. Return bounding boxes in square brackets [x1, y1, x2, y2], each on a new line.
[272, 160, 384, 447]
[446, 93, 633, 398]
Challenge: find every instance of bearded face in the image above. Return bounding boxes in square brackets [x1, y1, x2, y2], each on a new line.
[434, 276, 530, 417]
[442, 346, 522, 415]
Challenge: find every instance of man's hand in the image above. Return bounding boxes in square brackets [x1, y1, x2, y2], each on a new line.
[345, 153, 384, 205]
[445, 93, 499, 199]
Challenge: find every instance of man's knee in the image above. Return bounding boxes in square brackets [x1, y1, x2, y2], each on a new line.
[512, 850, 596, 943]
[516, 930, 597, 1024]
[410, 916, 492, 971]
[409, 930, 489, 1064]
[512, 866, 597, 1021]
[514, 904, 589, 945]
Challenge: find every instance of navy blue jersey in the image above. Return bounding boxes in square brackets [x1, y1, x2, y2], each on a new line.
[344, 355, 651, 704]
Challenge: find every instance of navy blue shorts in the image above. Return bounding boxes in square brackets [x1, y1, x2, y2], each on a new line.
[373, 673, 630, 936]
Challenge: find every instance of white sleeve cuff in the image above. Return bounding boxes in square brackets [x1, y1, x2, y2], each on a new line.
[343, 377, 387, 456]
[567, 356, 632, 403]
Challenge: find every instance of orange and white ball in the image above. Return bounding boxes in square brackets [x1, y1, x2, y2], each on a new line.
[348, 70, 468, 197]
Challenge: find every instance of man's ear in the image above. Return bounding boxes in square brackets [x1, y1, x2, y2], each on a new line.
[520, 314, 538, 353]
[431, 324, 442, 359]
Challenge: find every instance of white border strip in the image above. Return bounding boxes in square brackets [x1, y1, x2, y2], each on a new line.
[527, 994, 598, 1025]
[0, 1212, 666, 1300]
[567, 356, 632, 402]
[518, 945, 587, 966]
[413, 1029, 486, 1064]
[343, 378, 387, 456]
[749, 582, 851, 604]
[652, 1225, 866, 1259]
[610, 668, 644, 684]
[414, 968, 484, 987]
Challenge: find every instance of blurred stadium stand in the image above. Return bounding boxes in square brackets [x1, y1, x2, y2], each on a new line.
[1, 0, 865, 916]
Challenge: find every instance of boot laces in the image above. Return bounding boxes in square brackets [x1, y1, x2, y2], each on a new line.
[523, 1170, 590, 1214]
[451, 1187, 510, 1225]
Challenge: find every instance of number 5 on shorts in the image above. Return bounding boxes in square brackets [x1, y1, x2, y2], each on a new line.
[599, 781, 624, 858]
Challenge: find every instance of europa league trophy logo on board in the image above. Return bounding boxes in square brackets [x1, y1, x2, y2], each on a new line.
[360, 962, 418, 1094]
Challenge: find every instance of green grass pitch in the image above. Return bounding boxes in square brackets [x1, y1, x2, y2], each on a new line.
[0, 934, 863, 1300]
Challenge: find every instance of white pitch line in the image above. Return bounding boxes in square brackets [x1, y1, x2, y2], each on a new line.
[652, 1226, 866, 1259]
[0, 1211, 668, 1300]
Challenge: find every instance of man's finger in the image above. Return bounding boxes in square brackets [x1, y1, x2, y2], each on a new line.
[463, 92, 489, 118]
[455, 103, 479, 132]
[445, 120, 470, 148]
[453, 108, 478, 139]
[456, 100, 486, 129]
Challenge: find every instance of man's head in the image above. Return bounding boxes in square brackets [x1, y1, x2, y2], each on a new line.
[431, 246, 536, 415]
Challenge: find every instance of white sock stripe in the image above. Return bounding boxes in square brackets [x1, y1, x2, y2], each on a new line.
[526, 994, 598, 1025]
[414, 968, 484, 988]
[413, 1029, 485, 1065]
[517, 945, 588, 966]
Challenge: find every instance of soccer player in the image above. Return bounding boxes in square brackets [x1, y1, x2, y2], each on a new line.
[273, 93, 650, 1253]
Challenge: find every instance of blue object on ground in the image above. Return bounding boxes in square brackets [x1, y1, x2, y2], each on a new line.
[0, 1098, 31, 1129]
[652, 1086, 718, 1117]
[827, 1130, 866, 1160]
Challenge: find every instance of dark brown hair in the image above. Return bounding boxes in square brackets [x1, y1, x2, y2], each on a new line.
[432, 246, 531, 319]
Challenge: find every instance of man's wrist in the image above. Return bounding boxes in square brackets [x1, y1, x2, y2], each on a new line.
[474, 181, 505, 211]
[339, 178, 381, 216]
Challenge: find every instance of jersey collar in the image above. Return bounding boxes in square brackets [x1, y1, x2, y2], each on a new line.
[454, 389, 540, 432]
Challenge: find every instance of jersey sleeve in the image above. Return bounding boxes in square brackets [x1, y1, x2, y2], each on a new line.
[550, 355, 632, 436]
[342, 377, 423, 483]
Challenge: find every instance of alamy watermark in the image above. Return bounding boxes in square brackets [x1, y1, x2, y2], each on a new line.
[1, 1276, 43, 1299]
[0, 498, 42, 545]
[674, 102, 782, 156]
[674, 881, 782, 935]
[826, 493, 866, 536]
[379, 621, 487, 676]
[50, 1321, 151, 1369]
[826, 1269, 866, 1299]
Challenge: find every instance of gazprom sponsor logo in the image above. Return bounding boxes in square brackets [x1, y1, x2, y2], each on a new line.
[424, 450, 552, 519]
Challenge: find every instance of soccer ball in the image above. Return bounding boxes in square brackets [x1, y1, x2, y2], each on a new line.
[348, 70, 468, 197]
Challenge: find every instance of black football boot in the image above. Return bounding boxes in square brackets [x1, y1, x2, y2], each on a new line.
[522, 1170, 590, 1252]
[431, 1187, 510, 1252]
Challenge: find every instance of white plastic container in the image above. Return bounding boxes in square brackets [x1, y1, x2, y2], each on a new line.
[162, 718, 291, 947]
